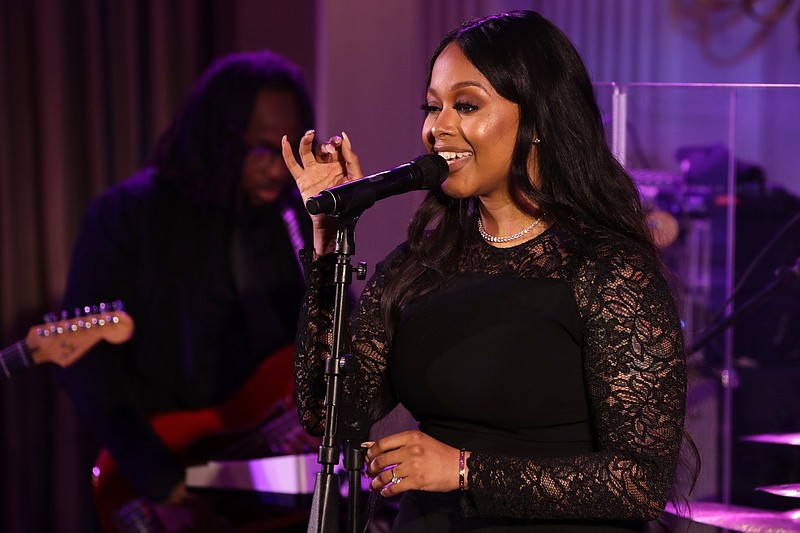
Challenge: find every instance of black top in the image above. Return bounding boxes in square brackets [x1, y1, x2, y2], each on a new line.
[392, 274, 591, 459]
[57, 168, 310, 501]
[296, 216, 686, 530]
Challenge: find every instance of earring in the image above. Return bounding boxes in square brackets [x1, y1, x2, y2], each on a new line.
[532, 137, 541, 144]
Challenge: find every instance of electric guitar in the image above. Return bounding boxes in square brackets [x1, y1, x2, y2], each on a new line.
[0, 302, 134, 379]
[92, 343, 310, 533]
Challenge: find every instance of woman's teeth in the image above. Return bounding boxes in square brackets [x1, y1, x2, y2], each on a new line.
[438, 151, 473, 162]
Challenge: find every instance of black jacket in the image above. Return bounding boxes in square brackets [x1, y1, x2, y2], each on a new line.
[57, 168, 311, 501]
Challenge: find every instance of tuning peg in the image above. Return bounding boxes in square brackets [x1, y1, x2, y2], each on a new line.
[98, 302, 111, 326]
[59, 310, 72, 332]
[96, 305, 107, 326]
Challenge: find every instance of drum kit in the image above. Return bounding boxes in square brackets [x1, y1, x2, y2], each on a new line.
[667, 432, 800, 532]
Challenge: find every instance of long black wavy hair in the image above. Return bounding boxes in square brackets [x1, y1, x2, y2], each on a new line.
[377, 11, 698, 520]
[379, 10, 656, 339]
[150, 50, 314, 207]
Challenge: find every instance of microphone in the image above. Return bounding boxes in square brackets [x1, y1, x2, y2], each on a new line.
[305, 153, 449, 217]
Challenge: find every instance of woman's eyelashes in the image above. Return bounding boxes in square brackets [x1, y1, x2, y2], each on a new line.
[454, 102, 478, 114]
[421, 103, 441, 115]
[420, 101, 479, 115]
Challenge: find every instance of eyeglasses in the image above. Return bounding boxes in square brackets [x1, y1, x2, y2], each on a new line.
[247, 144, 282, 160]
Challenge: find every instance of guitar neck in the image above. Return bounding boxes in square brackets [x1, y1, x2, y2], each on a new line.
[0, 340, 33, 380]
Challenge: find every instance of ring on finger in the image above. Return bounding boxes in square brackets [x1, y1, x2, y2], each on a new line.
[390, 467, 402, 485]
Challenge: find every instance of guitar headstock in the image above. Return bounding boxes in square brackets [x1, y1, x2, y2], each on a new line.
[25, 301, 134, 367]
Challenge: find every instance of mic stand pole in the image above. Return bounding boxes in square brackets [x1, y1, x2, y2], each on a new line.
[687, 257, 800, 356]
[307, 215, 368, 533]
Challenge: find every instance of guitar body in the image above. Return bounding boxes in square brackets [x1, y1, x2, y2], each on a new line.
[93, 343, 301, 533]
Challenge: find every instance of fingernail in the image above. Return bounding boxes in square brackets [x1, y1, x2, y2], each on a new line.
[360, 441, 374, 448]
[342, 131, 351, 146]
[305, 129, 315, 136]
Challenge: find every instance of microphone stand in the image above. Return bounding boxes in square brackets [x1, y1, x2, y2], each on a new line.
[307, 215, 369, 533]
[687, 257, 800, 356]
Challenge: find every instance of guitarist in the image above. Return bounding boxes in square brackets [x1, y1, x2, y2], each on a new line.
[57, 50, 323, 532]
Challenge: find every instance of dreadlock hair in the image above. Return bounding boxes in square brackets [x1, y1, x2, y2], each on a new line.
[150, 50, 314, 208]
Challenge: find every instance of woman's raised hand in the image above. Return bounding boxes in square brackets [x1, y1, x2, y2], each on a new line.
[281, 130, 362, 209]
[281, 129, 363, 256]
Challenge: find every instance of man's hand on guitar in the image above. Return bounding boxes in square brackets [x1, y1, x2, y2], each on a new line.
[151, 483, 230, 533]
[268, 423, 321, 455]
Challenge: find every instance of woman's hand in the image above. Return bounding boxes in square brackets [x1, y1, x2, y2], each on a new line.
[281, 130, 363, 256]
[364, 430, 468, 497]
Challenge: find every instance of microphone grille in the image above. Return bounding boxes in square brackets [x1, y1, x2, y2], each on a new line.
[413, 153, 449, 189]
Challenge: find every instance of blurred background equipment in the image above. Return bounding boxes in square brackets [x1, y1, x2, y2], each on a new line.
[634, 143, 800, 516]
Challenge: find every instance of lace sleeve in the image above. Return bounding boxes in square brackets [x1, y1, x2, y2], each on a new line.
[295, 246, 408, 436]
[463, 244, 687, 521]
[294, 251, 337, 435]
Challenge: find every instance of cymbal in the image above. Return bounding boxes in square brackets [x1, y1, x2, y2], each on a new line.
[757, 483, 800, 498]
[741, 432, 800, 445]
[665, 501, 800, 532]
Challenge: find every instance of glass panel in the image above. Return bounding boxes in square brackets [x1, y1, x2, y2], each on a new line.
[726, 85, 800, 514]
[612, 83, 800, 513]
[592, 82, 615, 150]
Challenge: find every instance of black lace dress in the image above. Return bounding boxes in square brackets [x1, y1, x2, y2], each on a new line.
[296, 220, 686, 532]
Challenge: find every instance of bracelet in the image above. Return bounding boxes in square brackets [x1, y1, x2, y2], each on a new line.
[459, 448, 467, 491]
